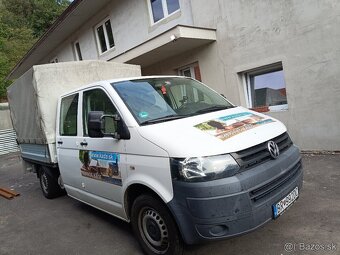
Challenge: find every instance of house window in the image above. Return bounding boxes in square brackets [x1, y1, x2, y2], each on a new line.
[178, 63, 204, 102]
[74, 42, 83, 61]
[149, 0, 180, 23]
[50, 57, 58, 63]
[244, 63, 288, 112]
[95, 18, 115, 54]
[178, 62, 202, 81]
[179, 67, 193, 78]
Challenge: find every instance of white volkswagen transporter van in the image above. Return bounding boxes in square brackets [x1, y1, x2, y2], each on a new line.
[8, 62, 302, 255]
[55, 76, 302, 254]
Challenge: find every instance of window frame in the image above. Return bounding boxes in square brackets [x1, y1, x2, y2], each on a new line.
[179, 66, 195, 78]
[178, 62, 202, 82]
[94, 17, 115, 55]
[73, 41, 83, 61]
[243, 63, 288, 112]
[147, 0, 181, 25]
[50, 57, 58, 63]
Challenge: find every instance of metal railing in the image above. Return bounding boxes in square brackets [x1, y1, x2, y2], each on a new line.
[0, 129, 19, 156]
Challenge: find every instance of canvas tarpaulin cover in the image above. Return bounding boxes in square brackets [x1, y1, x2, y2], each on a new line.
[7, 60, 141, 153]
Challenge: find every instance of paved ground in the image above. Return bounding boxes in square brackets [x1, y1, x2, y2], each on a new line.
[0, 153, 339, 255]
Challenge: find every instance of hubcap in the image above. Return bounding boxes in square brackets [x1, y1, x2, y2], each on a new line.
[138, 207, 169, 254]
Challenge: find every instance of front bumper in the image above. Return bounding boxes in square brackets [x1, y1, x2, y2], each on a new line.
[167, 145, 303, 244]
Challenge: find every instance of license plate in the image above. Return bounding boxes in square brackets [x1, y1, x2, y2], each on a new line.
[273, 187, 299, 219]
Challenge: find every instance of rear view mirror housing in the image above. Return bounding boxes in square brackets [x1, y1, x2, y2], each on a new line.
[88, 111, 104, 138]
[88, 111, 130, 140]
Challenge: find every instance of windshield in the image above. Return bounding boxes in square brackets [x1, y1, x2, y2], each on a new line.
[112, 77, 234, 125]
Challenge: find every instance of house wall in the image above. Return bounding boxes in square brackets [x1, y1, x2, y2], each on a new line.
[142, 42, 234, 101]
[186, 0, 340, 150]
[41, 0, 194, 64]
[38, 0, 339, 150]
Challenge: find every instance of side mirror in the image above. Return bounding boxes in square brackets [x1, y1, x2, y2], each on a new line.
[88, 111, 130, 140]
[88, 111, 104, 138]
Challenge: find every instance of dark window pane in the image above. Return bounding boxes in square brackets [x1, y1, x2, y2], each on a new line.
[105, 20, 115, 48]
[182, 69, 192, 77]
[167, 0, 180, 14]
[60, 94, 78, 136]
[97, 25, 107, 53]
[151, 0, 164, 22]
[251, 70, 287, 107]
[75, 42, 82, 60]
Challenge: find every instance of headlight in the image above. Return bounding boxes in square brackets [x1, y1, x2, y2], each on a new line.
[170, 154, 240, 182]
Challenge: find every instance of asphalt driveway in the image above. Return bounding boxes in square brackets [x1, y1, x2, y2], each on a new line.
[0, 153, 339, 255]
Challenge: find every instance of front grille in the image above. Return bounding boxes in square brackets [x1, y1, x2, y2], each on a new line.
[249, 160, 302, 203]
[231, 132, 293, 170]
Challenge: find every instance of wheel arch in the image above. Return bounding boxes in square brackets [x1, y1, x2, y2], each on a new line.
[124, 183, 170, 220]
[38, 165, 60, 178]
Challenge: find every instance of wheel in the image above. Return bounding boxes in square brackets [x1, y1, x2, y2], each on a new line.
[39, 166, 64, 199]
[131, 194, 183, 255]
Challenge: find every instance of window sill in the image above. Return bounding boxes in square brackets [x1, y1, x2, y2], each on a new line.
[98, 46, 116, 58]
[148, 10, 181, 33]
[251, 104, 288, 113]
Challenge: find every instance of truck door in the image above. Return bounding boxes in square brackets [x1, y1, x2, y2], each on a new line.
[79, 87, 126, 216]
[57, 93, 84, 195]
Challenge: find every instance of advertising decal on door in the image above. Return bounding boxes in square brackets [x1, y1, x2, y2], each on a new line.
[79, 150, 122, 186]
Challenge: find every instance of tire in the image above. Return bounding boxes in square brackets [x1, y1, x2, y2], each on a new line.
[39, 166, 63, 199]
[131, 194, 183, 255]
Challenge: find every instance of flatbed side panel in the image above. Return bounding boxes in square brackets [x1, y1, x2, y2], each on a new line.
[20, 144, 51, 164]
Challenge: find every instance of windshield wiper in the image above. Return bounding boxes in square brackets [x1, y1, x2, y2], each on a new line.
[194, 105, 235, 114]
[140, 114, 186, 125]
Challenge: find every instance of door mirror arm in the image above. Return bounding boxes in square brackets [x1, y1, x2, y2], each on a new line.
[115, 116, 130, 140]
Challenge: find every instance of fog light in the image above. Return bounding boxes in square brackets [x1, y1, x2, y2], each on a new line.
[209, 225, 229, 237]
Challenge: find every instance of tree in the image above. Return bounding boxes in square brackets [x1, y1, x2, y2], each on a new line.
[0, 0, 70, 101]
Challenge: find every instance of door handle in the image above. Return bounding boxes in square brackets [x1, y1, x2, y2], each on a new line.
[57, 141, 63, 144]
[80, 142, 88, 146]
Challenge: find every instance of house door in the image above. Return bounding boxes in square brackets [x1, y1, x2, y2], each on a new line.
[178, 62, 202, 81]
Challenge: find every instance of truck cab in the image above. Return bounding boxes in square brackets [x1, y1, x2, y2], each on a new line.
[55, 76, 303, 255]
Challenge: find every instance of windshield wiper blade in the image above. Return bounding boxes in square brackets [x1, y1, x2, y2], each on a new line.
[195, 105, 235, 114]
[140, 114, 186, 125]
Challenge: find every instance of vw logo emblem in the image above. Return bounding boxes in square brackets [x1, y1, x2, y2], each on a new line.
[267, 141, 280, 159]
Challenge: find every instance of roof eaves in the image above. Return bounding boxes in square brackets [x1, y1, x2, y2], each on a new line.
[6, 0, 84, 80]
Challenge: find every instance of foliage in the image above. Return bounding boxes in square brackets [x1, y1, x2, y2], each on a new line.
[0, 0, 70, 100]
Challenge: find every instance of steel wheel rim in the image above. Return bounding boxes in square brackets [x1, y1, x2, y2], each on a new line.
[41, 173, 49, 194]
[138, 206, 169, 254]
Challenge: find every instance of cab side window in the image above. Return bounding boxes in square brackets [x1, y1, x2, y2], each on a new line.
[60, 94, 79, 136]
[83, 88, 118, 136]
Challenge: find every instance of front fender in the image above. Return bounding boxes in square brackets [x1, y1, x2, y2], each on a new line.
[123, 173, 173, 204]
